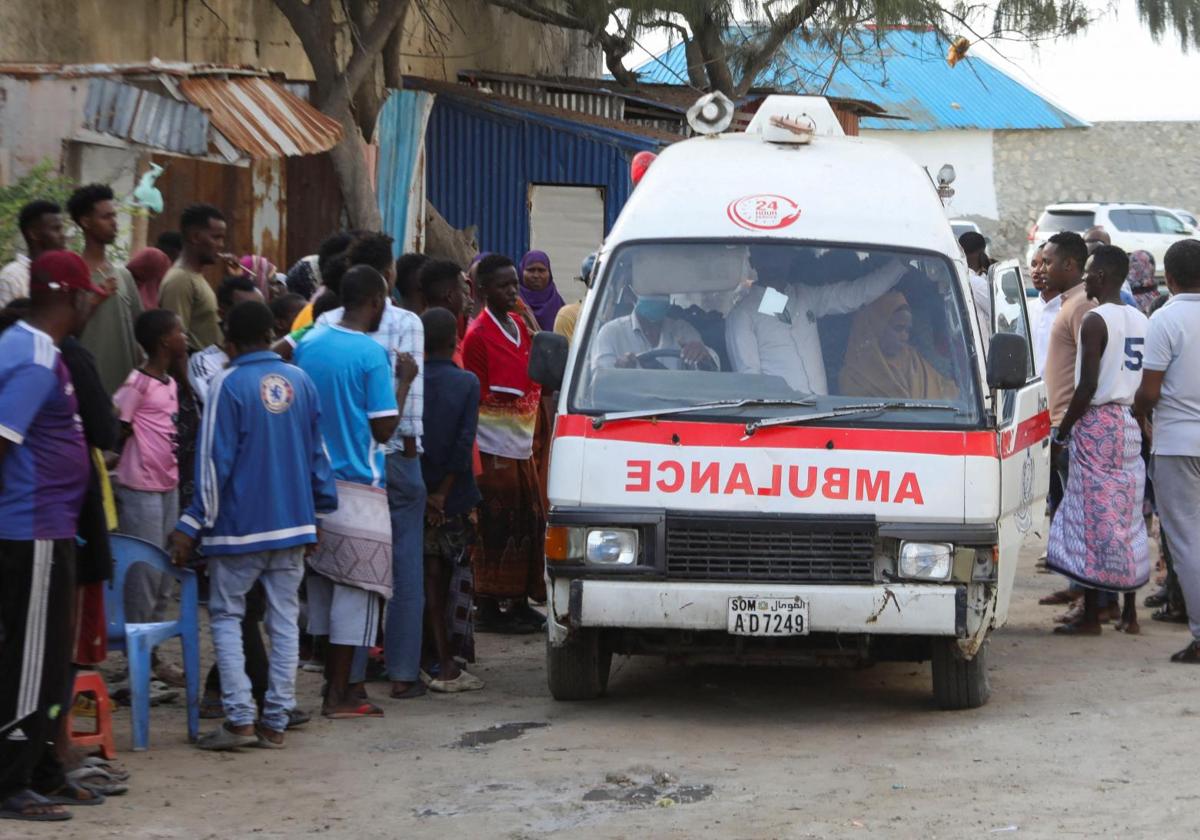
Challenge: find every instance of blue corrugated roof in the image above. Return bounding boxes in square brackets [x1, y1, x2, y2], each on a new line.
[633, 28, 1087, 131]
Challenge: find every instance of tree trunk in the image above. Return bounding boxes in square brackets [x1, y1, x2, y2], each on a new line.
[425, 201, 477, 265]
[690, 13, 736, 96]
[327, 104, 382, 230]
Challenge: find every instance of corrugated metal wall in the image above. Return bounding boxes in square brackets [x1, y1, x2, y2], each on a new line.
[422, 95, 661, 261]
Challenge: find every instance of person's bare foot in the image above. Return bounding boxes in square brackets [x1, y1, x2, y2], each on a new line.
[1099, 603, 1122, 623]
[1116, 618, 1141, 634]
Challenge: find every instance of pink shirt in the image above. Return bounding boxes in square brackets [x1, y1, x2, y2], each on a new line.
[114, 369, 179, 492]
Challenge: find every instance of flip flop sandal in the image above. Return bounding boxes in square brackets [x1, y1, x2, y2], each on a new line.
[1152, 608, 1189, 624]
[195, 723, 258, 751]
[1145, 590, 1169, 608]
[40, 782, 105, 806]
[1170, 643, 1200, 664]
[286, 708, 311, 729]
[77, 779, 129, 797]
[323, 702, 385, 719]
[1053, 621, 1102, 636]
[389, 682, 428, 700]
[0, 790, 72, 822]
[429, 671, 485, 693]
[78, 757, 131, 781]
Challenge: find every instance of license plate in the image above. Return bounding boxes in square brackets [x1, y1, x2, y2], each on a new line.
[727, 596, 809, 636]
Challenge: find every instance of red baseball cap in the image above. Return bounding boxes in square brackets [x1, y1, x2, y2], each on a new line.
[29, 251, 108, 297]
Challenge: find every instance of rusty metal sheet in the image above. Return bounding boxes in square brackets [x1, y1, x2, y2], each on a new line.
[83, 78, 209, 155]
[179, 77, 342, 160]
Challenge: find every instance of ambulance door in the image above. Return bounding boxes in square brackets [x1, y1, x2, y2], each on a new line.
[990, 260, 1050, 623]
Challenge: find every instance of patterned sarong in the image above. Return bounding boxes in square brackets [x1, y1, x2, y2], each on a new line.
[1047, 404, 1150, 591]
[473, 454, 546, 600]
[308, 480, 393, 599]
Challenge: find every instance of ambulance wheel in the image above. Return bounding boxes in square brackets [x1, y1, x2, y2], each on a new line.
[546, 630, 611, 700]
[931, 638, 990, 710]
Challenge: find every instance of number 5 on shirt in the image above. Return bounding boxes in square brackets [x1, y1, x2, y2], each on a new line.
[1124, 337, 1145, 371]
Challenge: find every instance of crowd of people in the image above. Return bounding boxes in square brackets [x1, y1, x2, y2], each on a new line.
[973, 228, 1200, 646]
[1, 181, 1198, 822]
[0, 189, 576, 820]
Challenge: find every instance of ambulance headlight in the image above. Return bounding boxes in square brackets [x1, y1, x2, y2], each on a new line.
[898, 542, 953, 581]
[586, 529, 638, 565]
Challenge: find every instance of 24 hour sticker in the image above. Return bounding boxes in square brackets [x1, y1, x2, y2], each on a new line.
[726, 194, 802, 231]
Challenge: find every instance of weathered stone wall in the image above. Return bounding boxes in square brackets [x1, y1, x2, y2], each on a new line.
[987, 121, 1200, 262]
[0, 0, 596, 84]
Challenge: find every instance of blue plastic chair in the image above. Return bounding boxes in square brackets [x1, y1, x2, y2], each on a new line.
[105, 534, 200, 751]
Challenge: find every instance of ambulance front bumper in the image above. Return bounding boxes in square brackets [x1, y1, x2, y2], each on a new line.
[550, 579, 965, 639]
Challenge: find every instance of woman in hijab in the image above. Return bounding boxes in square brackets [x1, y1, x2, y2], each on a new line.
[1127, 250, 1161, 316]
[126, 247, 173, 311]
[240, 254, 278, 299]
[839, 291, 957, 400]
[518, 250, 565, 332]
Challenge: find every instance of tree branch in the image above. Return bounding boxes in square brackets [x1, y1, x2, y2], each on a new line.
[342, 0, 411, 102]
[733, 0, 826, 96]
[485, 0, 599, 31]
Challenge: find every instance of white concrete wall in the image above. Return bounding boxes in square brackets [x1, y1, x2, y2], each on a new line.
[861, 129, 998, 221]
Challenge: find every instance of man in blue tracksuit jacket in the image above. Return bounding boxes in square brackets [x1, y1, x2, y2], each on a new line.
[170, 301, 337, 750]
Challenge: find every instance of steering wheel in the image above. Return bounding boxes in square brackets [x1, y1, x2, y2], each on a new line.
[634, 348, 683, 370]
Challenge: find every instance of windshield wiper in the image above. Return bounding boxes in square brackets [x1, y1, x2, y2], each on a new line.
[745, 401, 962, 435]
[592, 397, 816, 429]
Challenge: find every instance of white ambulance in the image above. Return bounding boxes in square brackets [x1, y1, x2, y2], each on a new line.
[529, 95, 1049, 709]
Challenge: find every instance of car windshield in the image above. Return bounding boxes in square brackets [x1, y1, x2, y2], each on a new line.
[568, 241, 982, 427]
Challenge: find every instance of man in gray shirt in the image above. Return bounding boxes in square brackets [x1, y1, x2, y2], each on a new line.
[1135, 239, 1200, 664]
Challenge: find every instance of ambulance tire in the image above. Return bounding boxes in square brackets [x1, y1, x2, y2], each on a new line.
[931, 639, 990, 710]
[546, 630, 612, 701]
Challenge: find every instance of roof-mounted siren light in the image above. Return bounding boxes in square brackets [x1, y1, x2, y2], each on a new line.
[936, 164, 956, 202]
[630, 151, 657, 186]
[686, 91, 735, 136]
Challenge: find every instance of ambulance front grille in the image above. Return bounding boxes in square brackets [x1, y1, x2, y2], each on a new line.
[664, 517, 877, 583]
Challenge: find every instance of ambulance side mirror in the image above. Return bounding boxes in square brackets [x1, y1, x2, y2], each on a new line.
[986, 332, 1029, 391]
[529, 331, 569, 392]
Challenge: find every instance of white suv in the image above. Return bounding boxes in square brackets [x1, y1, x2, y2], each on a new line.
[1026, 203, 1198, 273]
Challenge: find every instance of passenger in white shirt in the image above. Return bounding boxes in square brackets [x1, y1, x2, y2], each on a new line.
[1134, 239, 1200, 662]
[960, 232, 994, 344]
[725, 247, 904, 394]
[1027, 243, 1061, 374]
[594, 295, 718, 370]
[0, 200, 66, 306]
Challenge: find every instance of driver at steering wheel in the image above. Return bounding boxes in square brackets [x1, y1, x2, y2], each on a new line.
[593, 294, 719, 371]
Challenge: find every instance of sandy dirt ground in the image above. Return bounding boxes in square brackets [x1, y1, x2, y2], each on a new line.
[13, 532, 1200, 840]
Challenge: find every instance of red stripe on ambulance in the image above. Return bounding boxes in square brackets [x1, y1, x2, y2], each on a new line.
[554, 413, 1049, 458]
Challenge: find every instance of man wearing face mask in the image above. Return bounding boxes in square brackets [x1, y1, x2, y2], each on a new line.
[593, 293, 718, 370]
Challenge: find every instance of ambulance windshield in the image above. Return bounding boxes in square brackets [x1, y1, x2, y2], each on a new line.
[568, 241, 981, 427]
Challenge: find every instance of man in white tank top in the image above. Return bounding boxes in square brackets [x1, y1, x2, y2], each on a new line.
[1046, 245, 1151, 636]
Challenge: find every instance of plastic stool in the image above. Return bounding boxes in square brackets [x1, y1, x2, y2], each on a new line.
[68, 671, 116, 760]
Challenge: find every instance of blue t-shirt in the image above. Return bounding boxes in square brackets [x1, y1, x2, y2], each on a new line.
[0, 321, 89, 540]
[294, 324, 397, 487]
